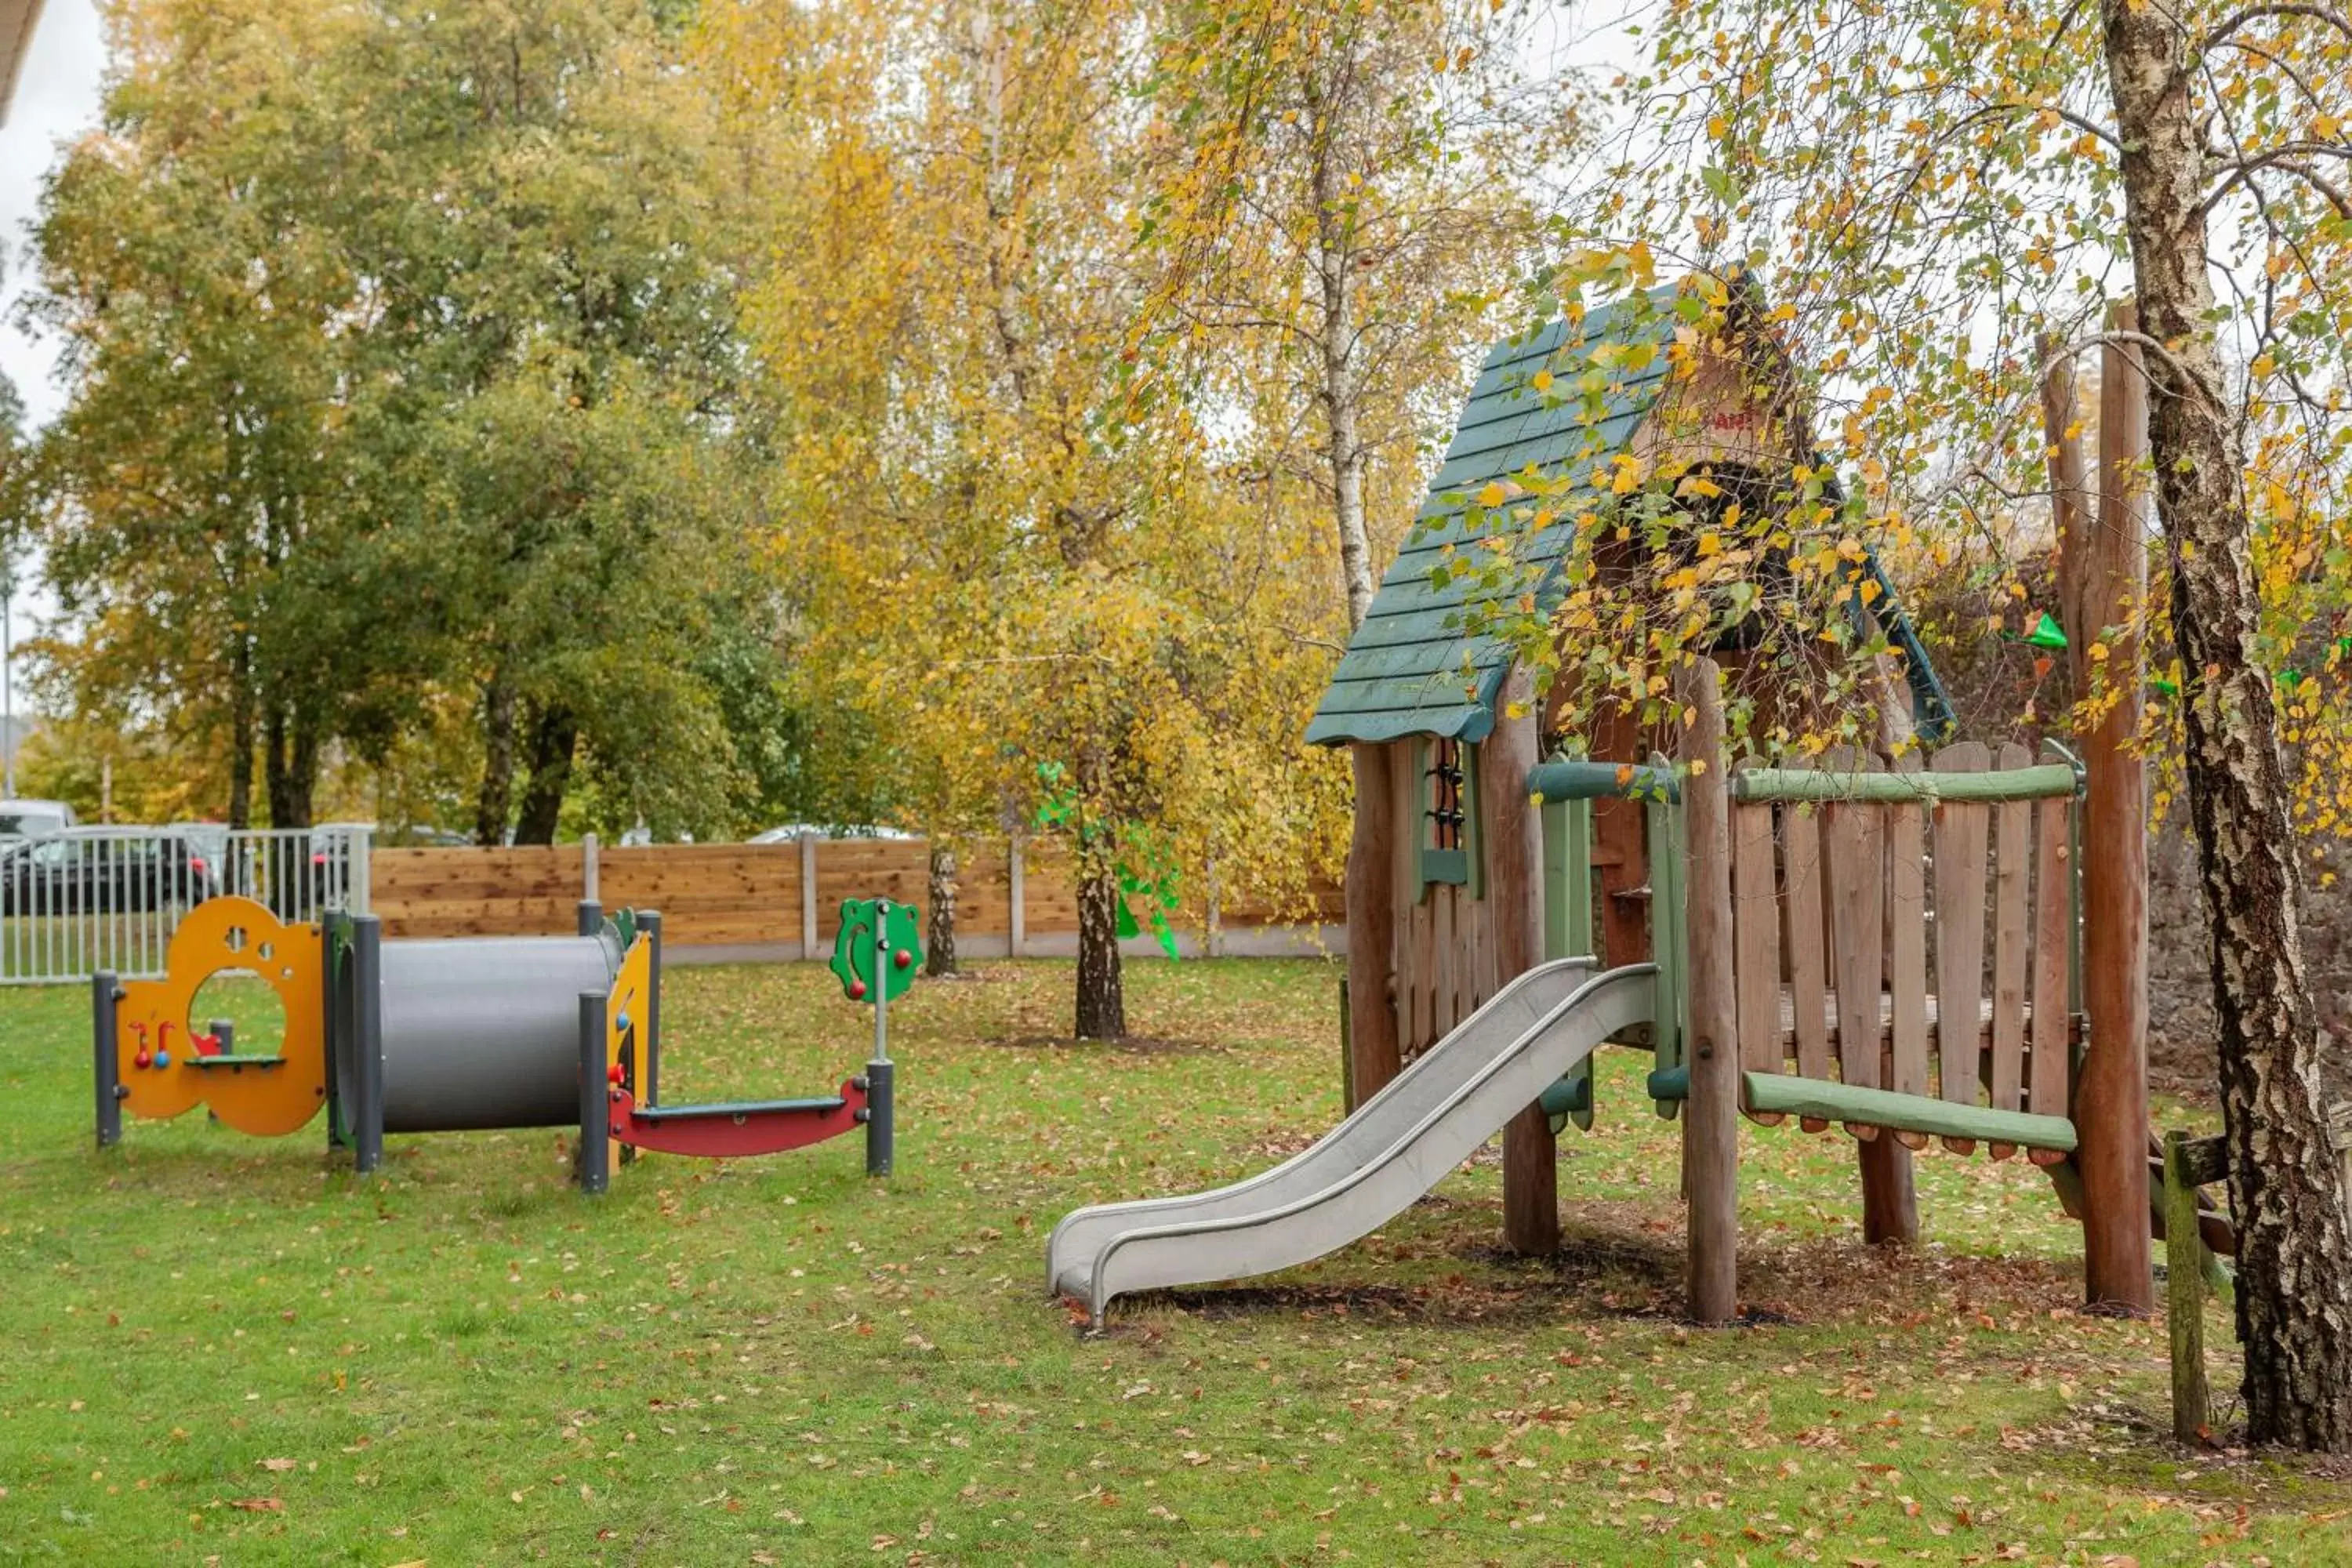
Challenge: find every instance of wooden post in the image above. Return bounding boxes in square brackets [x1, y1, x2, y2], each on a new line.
[1682, 658, 1740, 1323]
[1345, 742, 1403, 1108]
[2074, 304, 2154, 1312]
[2164, 1131, 2211, 1442]
[1338, 976, 1354, 1112]
[1860, 1125, 1919, 1246]
[1486, 673, 1555, 1255]
[1862, 644, 1920, 1244]
[582, 833, 600, 905]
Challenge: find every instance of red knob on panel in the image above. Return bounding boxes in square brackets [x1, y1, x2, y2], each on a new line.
[848, 978, 868, 1000]
[608, 1063, 624, 1084]
[135, 1050, 152, 1069]
[893, 949, 912, 970]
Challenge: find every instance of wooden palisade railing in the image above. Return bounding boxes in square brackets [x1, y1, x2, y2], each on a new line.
[1530, 714, 2153, 1323]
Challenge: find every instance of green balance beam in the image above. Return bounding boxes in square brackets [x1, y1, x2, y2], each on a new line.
[1739, 1073, 2076, 1150]
[1614, 1066, 2074, 1151]
[1731, 764, 2080, 805]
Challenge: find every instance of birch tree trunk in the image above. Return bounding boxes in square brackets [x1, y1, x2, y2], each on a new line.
[227, 636, 255, 830]
[1075, 861, 1126, 1040]
[1309, 115, 1375, 630]
[926, 842, 960, 978]
[2101, 0, 2352, 1449]
[474, 666, 517, 848]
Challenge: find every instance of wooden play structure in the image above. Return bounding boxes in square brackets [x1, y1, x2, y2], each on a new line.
[1305, 277, 2207, 1319]
[92, 893, 916, 1189]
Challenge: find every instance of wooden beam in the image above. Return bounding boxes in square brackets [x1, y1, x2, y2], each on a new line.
[1682, 658, 1740, 1323]
[2165, 1131, 2212, 1442]
[1527, 758, 1681, 802]
[2075, 303, 2154, 1313]
[1742, 1073, 2078, 1151]
[1345, 743, 1403, 1109]
[1732, 764, 2079, 804]
[1486, 672, 1557, 1255]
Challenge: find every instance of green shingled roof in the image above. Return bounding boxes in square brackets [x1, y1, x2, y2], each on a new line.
[1305, 287, 1685, 748]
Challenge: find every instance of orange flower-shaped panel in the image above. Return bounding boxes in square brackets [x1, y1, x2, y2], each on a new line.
[114, 897, 326, 1138]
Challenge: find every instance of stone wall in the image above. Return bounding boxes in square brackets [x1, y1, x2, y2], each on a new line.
[2147, 805, 2350, 1098]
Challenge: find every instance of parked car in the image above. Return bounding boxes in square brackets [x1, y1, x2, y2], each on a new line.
[746, 822, 916, 844]
[0, 798, 81, 838]
[0, 828, 219, 914]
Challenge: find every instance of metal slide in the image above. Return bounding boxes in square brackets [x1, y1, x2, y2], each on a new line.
[1046, 958, 1657, 1323]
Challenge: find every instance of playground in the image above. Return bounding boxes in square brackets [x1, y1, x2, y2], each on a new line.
[1, 956, 2347, 1563]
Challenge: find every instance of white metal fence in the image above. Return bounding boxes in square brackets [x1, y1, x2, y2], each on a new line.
[0, 826, 372, 985]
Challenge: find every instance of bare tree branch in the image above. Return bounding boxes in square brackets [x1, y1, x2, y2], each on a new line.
[2200, 2, 2352, 53]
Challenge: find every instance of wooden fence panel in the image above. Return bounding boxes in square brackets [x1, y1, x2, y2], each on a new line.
[1826, 789, 1887, 1091]
[370, 835, 1334, 952]
[1987, 742, 2034, 1112]
[601, 844, 800, 947]
[1887, 771, 1932, 1099]
[1931, 742, 1992, 1105]
[1732, 802, 1782, 1075]
[949, 847, 1011, 938]
[812, 840, 932, 941]
[375, 847, 584, 938]
[2029, 799, 2073, 1117]
[1021, 851, 1082, 938]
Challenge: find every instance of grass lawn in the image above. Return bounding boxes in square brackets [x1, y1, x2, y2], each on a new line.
[2, 956, 2347, 1565]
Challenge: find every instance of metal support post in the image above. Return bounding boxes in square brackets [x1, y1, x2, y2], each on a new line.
[578, 991, 610, 1195]
[93, 971, 122, 1149]
[642, 910, 662, 1109]
[353, 915, 385, 1176]
[867, 898, 895, 1177]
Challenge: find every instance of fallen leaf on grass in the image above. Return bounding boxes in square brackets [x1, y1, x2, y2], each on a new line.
[228, 1497, 283, 1513]
[257, 1459, 298, 1473]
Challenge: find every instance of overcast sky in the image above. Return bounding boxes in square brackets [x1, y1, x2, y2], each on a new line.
[0, 0, 1626, 713]
[2, 0, 103, 688]
[3, 0, 103, 428]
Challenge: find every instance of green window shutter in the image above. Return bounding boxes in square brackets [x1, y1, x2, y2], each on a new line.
[1416, 737, 1480, 891]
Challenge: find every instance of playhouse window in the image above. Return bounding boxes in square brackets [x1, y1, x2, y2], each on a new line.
[1419, 737, 1475, 889]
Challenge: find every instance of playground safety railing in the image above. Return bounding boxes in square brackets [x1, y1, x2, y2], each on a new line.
[0, 825, 372, 985]
[1530, 741, 2090, 1143]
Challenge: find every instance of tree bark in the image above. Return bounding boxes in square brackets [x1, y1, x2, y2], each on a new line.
[2102, 0, 2352, 1448]
[227, 634, 255, 830]
[1309, 120, 1375, 630]
[512, 702, 578, 846]
[1074, 859, 1126, 1040]
[262, 702, 318, 829]
[474, 666, 517, 847]
[926, 841, 960, 978]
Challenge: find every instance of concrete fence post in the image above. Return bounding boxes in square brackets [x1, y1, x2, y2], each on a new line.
[800, 833, 820, 960]
[1009, 830, 1028, 958]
